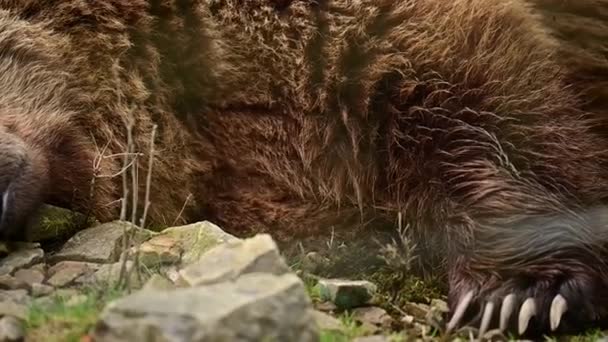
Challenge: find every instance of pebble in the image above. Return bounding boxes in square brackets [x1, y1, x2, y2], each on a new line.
[0, 316, 24, 342]
[317, 279, 377, 309]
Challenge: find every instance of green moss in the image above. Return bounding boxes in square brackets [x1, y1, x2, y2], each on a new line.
[24, 205, 97, 242]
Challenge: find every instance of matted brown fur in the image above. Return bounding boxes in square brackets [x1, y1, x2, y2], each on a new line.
[0, 0, 607, 336]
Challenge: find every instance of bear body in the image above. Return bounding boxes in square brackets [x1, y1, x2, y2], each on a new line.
[0, 0, 607, 336]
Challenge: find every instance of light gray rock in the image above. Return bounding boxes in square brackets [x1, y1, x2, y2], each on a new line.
[78, 261, 142, 288]
[178, 234, 289, 287]
[0, 316, 24, 342]
[311, 309, 343, 333]
[142, 274, 175, 292]
[47, 261, 100, 287]
[0, 248, 44, 276]
[156, 221, 239, 266]
[49, 221, 153, 264]
[317, 279, 377, 309]
[93, 273, 318, 342]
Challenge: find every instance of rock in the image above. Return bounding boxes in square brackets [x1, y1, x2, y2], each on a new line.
[0, 316, 24, 342]
[47, 261, 100, 287]
[0, 302, 27, 320]
[13, 268, 45, 285]
[24, 204, 94, 242]
[93, 273, 318, 342]
[403, 303, 430, 322]
[142, 274, 175, 292]
[0, 248, 44, 276]
[0, 276, 29, 291]
[178, 234, 289, 287]
[158, 221, 238, 265]
[49, 221, 153, 264]
[314, 301, 338, 312]
[134, 234, 183, 267]
[430, 299, 448, 313]
[159, 265, 182, 285]
[0, 290, 29, 305]
[311, 310, 343, 333]
[401, 314, 415, 327]
[78, 261, 142, 288]
[317, 279, 377, 309]
[300, 252, 330, 273]
[31, 283, 54, 297]
[352, 307, 393, 328]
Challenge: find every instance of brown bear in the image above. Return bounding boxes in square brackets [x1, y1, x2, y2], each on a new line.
[0, 0, 607, 338]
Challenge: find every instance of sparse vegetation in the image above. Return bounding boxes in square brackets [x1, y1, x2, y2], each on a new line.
[25, 285, 127, 342]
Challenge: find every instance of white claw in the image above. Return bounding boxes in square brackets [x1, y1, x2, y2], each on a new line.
[446, 290, 474, 332]
[550, 294, 568, 331]
[518, 297, 537, 335]
[478, 301, 495, 338]
[499, 293, 516, 332]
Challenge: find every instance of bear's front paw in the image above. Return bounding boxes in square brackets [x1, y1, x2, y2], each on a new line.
[446, 263, 608, 339]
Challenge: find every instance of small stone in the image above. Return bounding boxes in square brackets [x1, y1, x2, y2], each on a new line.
[31, 283, 54, 297]
[142, 274, 175, 292]
[135, 234, 183, 267]
[13, 268, 45, 285]
[0, 248, 44, 276]
[49, 221, 152, 264]
[159, 265, 181, 285]
[430, 298, 448, 313]
[0, 316, 24, 342]
[311, 310, 343, 333]
[47, 261, 100, 287]
[159, 221, 239, 265]
[403, 302, 430, 322]
[0, 276, 29, 291]
[178, 234, 290, 287]
[93, 273, 318, 342]
[401, 314, 415, 327]
[317, 279, 377, 309]
[314, 301, 338, 312]
[352, 307, 393, 328]
[0, 302, 27, 320]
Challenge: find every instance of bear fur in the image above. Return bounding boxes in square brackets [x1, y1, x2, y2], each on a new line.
[0, 0, 607, 336]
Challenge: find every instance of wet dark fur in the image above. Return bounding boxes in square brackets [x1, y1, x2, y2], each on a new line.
[0, 0, 606, 337]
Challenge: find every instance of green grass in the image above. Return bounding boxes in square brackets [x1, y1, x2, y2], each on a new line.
[25, 285, 127, 342]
